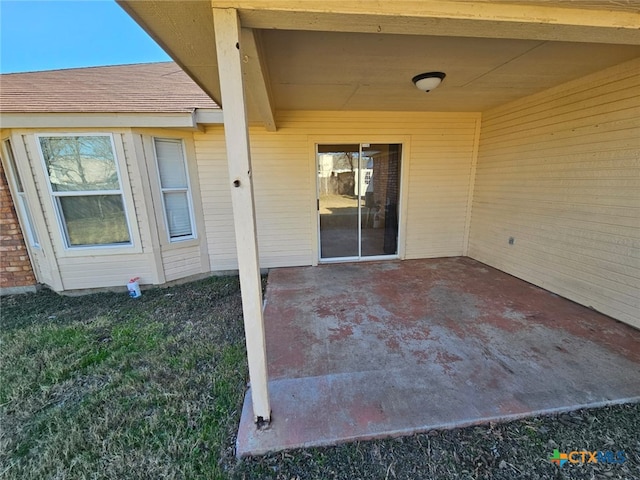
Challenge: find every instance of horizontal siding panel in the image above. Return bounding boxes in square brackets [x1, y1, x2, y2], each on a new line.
[472, 178, 639, 190]
[162, 247, 201, 261]
[480, 122, 640, 155]
[473, 189, 638, 207]
[161, 245, 203, 281]
[481, 102, 639, 142]
[405, 115, 478, 259]
[482, 87, 639, 136]
[407, 147, 475, 154]
[468, 226, 639, 286]
[474, 149, 638, 169]
[469, 230, 638, 272]
[469, 58, 640, 327]
[405, 250, 463, 260]
[256, 234, 310, 244]
[280, 120, 474, 129]
[409, 165, 473, 172]
[261, 254, 314, 268]
[483, 70, 639, 126]
[470, 218, 638, 251]
[486, 87, 639, 132]
[210, 258, 238, 271]
[481, 112, 640, 150]
[59, 254, 156, 289]
[475, 163, 639, 178]
[477, 128, 638, 157]
[163, 257, 201, 269]
[164, 266, 202, 282]
[470, 201, 639, 228]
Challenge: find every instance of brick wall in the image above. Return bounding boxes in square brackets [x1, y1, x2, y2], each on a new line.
[0, 161, 36, 289]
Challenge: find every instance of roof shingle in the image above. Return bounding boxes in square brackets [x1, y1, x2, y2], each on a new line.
[0, 62, 219, 114]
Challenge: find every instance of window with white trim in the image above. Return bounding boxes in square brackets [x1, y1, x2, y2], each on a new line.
[38, 134, 132, 248]
[3, 139, 39, 247]
[153, 138, 195, 241]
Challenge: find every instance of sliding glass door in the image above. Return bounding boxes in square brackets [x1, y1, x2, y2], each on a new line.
[317, 143, 401, 261]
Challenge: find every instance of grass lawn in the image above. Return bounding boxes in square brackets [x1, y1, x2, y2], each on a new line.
[1, 277, 245, 479]
[1, 277, 638, 479]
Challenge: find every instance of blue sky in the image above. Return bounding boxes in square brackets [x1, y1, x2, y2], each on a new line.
[0, 0, 171, 73]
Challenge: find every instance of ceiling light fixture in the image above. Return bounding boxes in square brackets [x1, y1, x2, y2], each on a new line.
[412, 72, 446, 92]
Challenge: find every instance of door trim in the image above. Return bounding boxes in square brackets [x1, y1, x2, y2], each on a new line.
[311, 136, 409, 263]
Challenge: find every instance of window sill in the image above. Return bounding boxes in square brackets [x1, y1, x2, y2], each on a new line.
[57, 243, 143, 258]
[160, 237, 200, 250]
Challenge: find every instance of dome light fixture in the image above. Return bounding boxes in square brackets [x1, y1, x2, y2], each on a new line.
[412, 72, 446, 92]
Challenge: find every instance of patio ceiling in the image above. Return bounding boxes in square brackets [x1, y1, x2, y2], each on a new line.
[262, 31, 640, 112]
[119, 1, 640, 125]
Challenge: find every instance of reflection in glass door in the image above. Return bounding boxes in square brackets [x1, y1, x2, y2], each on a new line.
[317, 143, 401, 260]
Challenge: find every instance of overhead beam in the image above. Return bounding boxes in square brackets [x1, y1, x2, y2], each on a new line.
[117, 1, 223, 104]
[213, 7, 271, 424]
[241, 28, 277, 132]
[212, 0, 640, 45]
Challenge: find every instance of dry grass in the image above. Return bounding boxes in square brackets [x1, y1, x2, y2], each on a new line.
[1, 277, 246, 479]
[233, 405, 640, 479]
[1, 277, 638, 479]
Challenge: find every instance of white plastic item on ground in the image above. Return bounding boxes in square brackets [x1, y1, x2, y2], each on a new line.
[127, 277, 142, 298]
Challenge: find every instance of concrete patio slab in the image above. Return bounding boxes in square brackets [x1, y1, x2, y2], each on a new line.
[236, 257, 640, 456]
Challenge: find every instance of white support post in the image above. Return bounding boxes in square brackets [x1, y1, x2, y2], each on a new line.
[213, 7, 271, 423]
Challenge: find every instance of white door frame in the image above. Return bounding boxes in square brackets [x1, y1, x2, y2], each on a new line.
[310, 136, 410, 264]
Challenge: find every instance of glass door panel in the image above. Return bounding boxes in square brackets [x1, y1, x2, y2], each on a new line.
[318, 145, 361, 259]
[361, 144, 401, 257]
[318, 143, 401, 260]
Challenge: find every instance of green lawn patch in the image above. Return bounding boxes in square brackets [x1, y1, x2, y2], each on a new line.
[1, 277, 246, 480]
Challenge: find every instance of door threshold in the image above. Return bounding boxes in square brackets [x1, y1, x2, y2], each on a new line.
[319, 255, 399, 264]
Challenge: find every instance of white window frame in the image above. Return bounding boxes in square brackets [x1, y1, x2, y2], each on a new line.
[2, 139, 40, 248]
[152, 137, 196, 243]
[35, 133, 134, 250]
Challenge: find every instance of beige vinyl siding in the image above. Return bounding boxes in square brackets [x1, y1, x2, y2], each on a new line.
[121, 133, 155, 255]
[195, 111, 479, 269]
[136, 131, 209, 283]
[160, 245, 204, 281]
[194, 125, 312, 270]
[468, 58, 640, 328]
[405, 117, 480, 258]
[193, 128, 238, 270]
[58, 254, 158, 290]
[251, 120, 312, 267]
